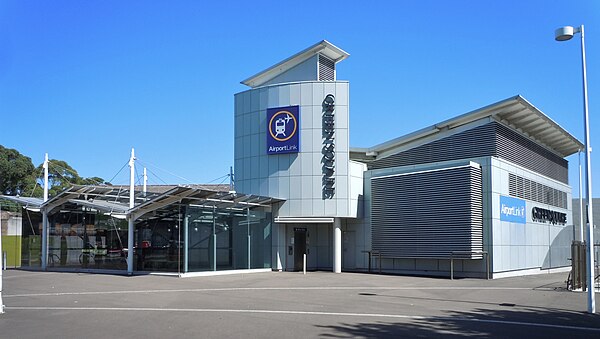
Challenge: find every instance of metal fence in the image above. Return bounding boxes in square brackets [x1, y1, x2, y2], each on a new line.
[568, 241, 600, 290]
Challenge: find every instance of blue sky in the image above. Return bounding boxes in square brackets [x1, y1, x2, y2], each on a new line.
[0, 1, 598, 196]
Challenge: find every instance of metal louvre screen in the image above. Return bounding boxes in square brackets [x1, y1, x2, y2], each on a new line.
[494, 123, 568, 183]
[369, 124, 496, 170]
[371, 165, 483, 258]
[318, 55, 335, 81]
[368, 122, 568, 184]
[508, 173, 567, 209]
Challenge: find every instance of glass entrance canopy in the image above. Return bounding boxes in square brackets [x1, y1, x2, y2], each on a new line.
[1, 185, 279, 274]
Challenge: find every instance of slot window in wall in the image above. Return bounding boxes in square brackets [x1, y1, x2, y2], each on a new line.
[508, 173, 567, 209]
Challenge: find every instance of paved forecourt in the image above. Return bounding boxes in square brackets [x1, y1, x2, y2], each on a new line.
[1, 269, 600, 338]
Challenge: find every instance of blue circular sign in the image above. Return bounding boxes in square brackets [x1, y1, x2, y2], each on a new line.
[268, 110, 298, 142]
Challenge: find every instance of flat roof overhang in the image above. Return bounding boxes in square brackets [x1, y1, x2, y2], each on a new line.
[1, 185, 282, 221]
[241, 40, 349, 88]
[0, 196, 44, 212]
[351, 95, 584, 161]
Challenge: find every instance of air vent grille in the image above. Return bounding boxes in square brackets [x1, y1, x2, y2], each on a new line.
[318, 55, 335, 81]
[508, 173, 567, 209]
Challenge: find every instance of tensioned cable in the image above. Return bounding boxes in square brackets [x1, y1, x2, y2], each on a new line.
[134, 165, 142, 186]
[29, 166, 45, 197]
[106, 160, 130, 185]
[142, 166, 168, 185]
[24, 207, 36, 235]
[136, 159, 194, 184]
[208, 174, 229, 183]
[48, 162, 74, 185]
[48, 161, 81, 183]
[217, 175, 229, 185]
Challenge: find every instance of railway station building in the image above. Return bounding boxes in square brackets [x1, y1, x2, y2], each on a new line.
[2, 41, 581, 278]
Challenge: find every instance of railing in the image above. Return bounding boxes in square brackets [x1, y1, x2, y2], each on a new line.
[567, 241, 600, 291]
[362, 250, 490, 279]
[362, 250, 382, 273]
[450, 251, 489, 280]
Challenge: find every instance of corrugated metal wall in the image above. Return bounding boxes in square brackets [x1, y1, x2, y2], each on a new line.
[371, 165, 483, 258]
[369, 122, 568, 184]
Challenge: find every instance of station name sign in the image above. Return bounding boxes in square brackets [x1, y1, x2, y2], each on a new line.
[500, 196, 526, 224]
[322, 94, 335, 199]
[267, 106, 300, 155]
[531, 207, 567, 225]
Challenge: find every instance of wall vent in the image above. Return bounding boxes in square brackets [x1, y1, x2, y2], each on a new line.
[318, 54, 335, 81]
[508, 173, 567, 209]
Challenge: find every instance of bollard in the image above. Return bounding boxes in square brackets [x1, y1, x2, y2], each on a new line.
[303, 254, 306, 275]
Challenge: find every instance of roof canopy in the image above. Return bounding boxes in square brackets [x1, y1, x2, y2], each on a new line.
[1, 185, 280, 220]
[352, 95, 583, 159]
[241, 40, 349, 88]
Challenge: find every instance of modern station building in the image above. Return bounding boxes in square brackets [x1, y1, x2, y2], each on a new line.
[2, 40, 582, 278]
[234, 40, 581, 278]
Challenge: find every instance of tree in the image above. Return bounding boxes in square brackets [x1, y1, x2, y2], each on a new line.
[1, 145, 109, 198]
[0, 145, 35, 195]
[31, 159, 109, 197]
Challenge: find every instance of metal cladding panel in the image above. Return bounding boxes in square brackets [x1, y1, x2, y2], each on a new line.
[369, 124, 496, 170]
[369, 122, 568, 184]
[371, 166, 483, 258]
[494, 123, 568, 183]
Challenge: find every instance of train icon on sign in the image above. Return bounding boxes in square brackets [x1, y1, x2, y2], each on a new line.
[274, 114, 293, 138]
[275, 117, 286, 137]
[269, 110, 297, 142]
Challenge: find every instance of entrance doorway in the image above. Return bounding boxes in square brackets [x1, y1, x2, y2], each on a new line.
[343, 231, 356, 270]
[293, 228, 307, 271]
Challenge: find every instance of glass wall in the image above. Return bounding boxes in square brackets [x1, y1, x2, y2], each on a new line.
[47, 209, 129, 270]
[134, 206, 183, 272]
[15, 201, 272, 273]
[185, 205, 271, 273]
[20, 209, 42, 268]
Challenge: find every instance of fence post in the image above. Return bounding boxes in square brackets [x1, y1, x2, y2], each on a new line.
[450, 253, 454, 280]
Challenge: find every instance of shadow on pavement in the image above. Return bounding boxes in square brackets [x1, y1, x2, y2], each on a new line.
[317, 307, 600, 338]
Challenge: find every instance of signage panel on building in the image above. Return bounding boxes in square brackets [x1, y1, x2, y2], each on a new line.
[531, 207, 567, 225]
[267, 106, 300, 154]
[500, 195, 526, 224]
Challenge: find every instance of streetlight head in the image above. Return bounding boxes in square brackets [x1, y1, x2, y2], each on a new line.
[555, 26, 575, 41]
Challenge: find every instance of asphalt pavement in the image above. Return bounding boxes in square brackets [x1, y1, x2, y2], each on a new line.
[1, 269, 599, 338]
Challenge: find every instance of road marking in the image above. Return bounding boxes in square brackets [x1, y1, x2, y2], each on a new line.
[4, 286, 540, 298]
[6, 306, 600, 332]
[2, 271, 67, 279]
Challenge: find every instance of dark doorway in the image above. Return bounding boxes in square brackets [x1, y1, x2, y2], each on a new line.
[293, 228, 307, 271]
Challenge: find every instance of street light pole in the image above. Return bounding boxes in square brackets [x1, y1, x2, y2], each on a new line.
[555, 24, 595, 313]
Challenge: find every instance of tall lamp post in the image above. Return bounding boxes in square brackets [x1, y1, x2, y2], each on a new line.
[555, 25, 595, 313]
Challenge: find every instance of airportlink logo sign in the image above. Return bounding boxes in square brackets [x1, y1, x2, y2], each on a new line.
[267, 106, 300, 154]
[500, 195, 526, 224]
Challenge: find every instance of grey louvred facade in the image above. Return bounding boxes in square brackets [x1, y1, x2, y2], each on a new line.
[371, 165, 483, 259]
[368, 122, 569, 184]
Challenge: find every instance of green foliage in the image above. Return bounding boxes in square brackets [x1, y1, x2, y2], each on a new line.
[0, 145, 35, 195]
[0, 145, 109, 198]
[33, 159, 109, 197]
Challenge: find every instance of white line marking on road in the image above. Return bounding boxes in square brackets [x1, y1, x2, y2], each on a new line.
[4, 286, 541, 298]
[6, 306, 600, 332]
